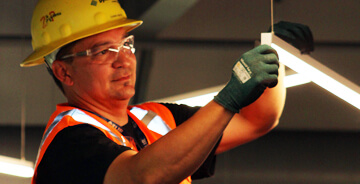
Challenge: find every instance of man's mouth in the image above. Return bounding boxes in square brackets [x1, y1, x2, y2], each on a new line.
[114, 75, 130, 82]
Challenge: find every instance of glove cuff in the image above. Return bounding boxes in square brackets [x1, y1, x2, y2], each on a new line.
[214, 83, 241, 113]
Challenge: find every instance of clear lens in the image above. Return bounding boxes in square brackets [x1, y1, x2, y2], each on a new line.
[60, 35, 135, 63]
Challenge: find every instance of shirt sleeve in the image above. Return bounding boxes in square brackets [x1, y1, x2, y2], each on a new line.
[160, 103, 201, 127]
[161, 103, 221, 180]
[36, 124, 131, 184]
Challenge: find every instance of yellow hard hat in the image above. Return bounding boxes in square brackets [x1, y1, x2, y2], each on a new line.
[21, 0, 143, 67]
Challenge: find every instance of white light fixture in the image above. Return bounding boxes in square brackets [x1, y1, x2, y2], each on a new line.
[156, 85, 224, 107]
[155, 34, 360, 108]
[261, 32, 360, 110]
[284, 73, 311, 88]
[155, 72, 313, 107]
[156, 0, 359, 109]
[0, 155, 34, 178]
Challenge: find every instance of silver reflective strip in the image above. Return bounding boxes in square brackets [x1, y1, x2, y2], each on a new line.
[130, 107, 147, 120]
[140, 110, 157, 126]
[34, 109, 128, 167]
[147, 115, 171, 136]
[130, 107, 171, 136]
[40, 109, 125, 148]
[40, 110, 74, 148]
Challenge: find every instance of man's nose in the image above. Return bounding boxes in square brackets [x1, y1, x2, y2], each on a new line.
[111, 51, 132, 68]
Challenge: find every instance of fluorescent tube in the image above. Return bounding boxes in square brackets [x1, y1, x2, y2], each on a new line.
[0, 155, 34, 178]
[155, 33, 360, 109]
[166, 74, 310, 107]
[156, 73, 310, 107]
[284, 74, 311, 88]
[261, 33, 360, 110]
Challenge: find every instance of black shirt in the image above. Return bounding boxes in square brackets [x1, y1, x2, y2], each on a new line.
[36, 103, 219, 183]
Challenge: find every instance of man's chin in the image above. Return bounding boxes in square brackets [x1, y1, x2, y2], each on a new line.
[116, 88, 135, 101]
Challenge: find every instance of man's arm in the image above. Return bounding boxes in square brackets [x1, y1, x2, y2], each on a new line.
[104, 101, 234, 184]
[216, 63, 286, 154]
[104, 45, 280, 184]
[216, 21, 313, 154]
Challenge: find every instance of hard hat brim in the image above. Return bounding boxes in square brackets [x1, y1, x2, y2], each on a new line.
[21, 18, 143, 67]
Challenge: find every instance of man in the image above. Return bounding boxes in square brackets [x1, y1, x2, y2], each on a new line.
[22, 0, 286, 183]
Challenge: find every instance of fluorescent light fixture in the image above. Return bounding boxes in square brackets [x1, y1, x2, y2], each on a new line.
[156, 85, 224, 107]
[261, 33, 360, 110]
[155, 33, 360, 109]
[175, 92, 218, 107]
[0, 155, 34, 178]
[156, 73, 310, 107]
[284, 73, 311, 88]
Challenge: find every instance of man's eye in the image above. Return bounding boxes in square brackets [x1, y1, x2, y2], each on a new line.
[95, 49, 109, 56]
[123, 41, 131, 47]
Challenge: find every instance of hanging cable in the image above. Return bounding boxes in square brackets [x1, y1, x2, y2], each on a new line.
[271, 0, 274, 33]
[21, 82, 26, 160]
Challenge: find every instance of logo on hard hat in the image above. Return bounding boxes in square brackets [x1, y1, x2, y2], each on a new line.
[40, 11, 62, 29]
[91, 0, 110, 6]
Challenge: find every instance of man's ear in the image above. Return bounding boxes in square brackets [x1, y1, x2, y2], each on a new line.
[52, 60, 74, 86]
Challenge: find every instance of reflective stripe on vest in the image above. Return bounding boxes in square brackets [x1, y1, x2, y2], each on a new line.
[33, 104, 191, 184]
[130, 107, 171, 136]
[41, 108, 172, 150]
[40, 109, 127, 149]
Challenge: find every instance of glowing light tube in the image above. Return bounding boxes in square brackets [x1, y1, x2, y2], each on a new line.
[0, 155, 34, 178]
[261, 33, 360, 110]
[156, 73, 311, 107]
[284, 73, 311, 88]
[155, 33, 359, 109]
[155, 85, 223, 107]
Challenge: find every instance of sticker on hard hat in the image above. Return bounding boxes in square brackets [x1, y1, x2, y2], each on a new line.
[41, 11, 62, 29]
[91, 0, 97, 6]
[233, 59, 252, 84]
[91, 0, 111, 6]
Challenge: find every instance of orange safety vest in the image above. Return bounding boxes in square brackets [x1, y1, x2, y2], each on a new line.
[32, 102, 192, 184]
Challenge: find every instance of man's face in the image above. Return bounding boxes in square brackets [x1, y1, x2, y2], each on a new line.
[65, 28, 137, 104]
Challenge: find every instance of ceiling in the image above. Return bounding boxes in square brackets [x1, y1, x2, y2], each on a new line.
[0, 0, 359, 131]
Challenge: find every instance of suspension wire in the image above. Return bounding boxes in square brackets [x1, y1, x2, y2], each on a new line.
[20, 0, 26, 161]
[271, 0, 274, 33]
[21, 76, 26, 160]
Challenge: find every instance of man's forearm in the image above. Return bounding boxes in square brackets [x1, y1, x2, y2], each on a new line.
[240, 63, 286, 128]
[105, 101, 234, 184]
[215, 63, 286, 154]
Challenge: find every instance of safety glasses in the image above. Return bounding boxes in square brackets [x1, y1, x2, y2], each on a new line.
[60, 35, 135, 64]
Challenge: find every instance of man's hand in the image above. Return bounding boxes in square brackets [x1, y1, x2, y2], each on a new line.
[214, 45, 279, 113]
[272, 21, 314, 54]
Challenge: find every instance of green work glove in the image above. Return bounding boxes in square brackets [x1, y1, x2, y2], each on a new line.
[214, 45, 279, 113]
[271, 21, 314, 54]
